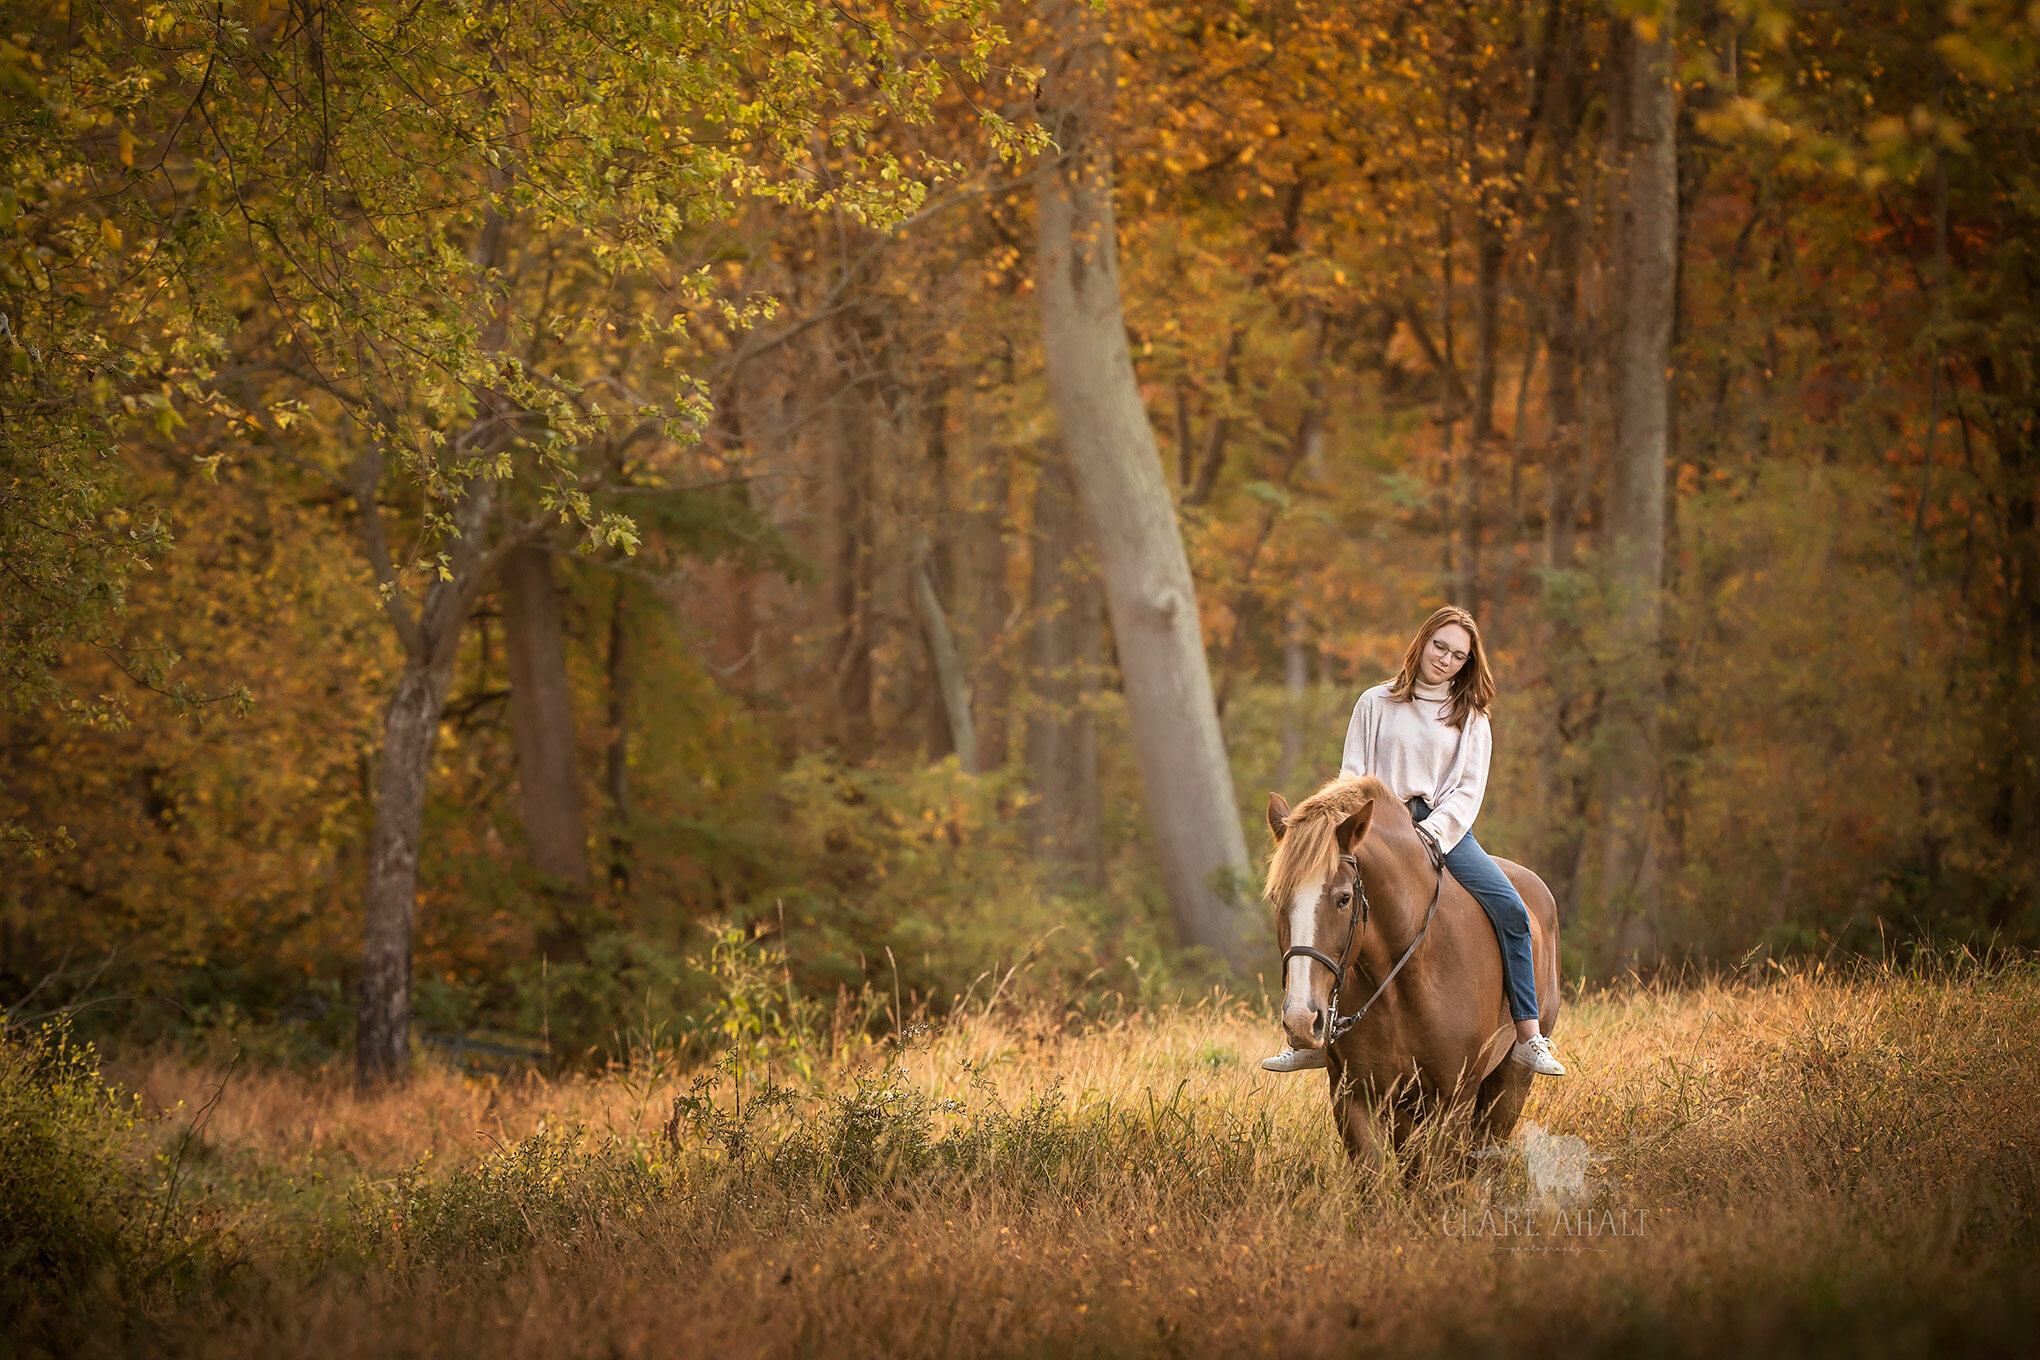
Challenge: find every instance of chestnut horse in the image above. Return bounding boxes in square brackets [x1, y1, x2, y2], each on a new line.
[1265, 775, 1562, 1167]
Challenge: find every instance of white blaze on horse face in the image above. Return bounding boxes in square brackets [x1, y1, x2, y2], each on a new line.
[1284, 876, 1327, 1011]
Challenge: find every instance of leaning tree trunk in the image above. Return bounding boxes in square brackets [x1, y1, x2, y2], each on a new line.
[915, 542, 979, 772]
[1600, 10, 1677, 967]
[502, 545, 589, 886]
[1035, 8, 1254, 971]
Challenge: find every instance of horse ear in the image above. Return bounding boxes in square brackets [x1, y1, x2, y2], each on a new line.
[1267, 792, 1291, 842]
[1334, 798, 1376, 854]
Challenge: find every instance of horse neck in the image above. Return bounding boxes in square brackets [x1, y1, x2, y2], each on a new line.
[1351, 825, 1438, 975]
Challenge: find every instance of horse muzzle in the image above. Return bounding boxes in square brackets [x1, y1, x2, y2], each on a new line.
[1282, 999, 1328, 1049]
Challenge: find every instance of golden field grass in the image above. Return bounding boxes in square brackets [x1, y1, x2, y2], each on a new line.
[44, 954, 2040, 1358]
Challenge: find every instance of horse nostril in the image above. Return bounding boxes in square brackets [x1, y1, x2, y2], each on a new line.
[1311, 1009, 1327, 1042]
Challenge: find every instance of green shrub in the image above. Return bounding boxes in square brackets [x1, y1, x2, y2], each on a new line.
[349, 1128, 668, 1270]
[0, 1019, 149, 1326]
[0, 1017, 230, 1344]
[665, 1049, 1286, 1219]
[764, 754, 1183, 1017]
[508, 931, 709, 1069]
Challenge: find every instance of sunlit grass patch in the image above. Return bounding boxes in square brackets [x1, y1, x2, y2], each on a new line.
[44, 952, 2040, 1358]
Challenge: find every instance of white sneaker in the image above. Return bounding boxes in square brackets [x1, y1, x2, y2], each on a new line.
[1511, 1035, 1567, 1076]
[1260, 1046, 1330, 1073]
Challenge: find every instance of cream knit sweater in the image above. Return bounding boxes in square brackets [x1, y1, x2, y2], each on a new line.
[1337, 679, 1492, 853]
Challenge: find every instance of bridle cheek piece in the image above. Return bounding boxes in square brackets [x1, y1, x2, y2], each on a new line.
[1279, 836, 1445, 1043]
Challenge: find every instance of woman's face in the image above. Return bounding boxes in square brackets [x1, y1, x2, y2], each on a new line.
[1420, 623, 1473, 687]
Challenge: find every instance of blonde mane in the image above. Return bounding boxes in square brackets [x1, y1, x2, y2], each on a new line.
[1263, 775, 1394, 906]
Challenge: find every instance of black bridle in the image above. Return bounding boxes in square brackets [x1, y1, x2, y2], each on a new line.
[1280, 831, 1447, 1042]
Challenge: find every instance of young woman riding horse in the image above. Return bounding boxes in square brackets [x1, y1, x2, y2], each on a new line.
[1262, 604, 1566, 1078]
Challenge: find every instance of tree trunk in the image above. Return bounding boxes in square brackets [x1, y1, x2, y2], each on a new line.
[1187, 328, 1241, 507]
[1274, 605, 1309, 795]
[1027, 447, 1103, 886]
[1508, 327, 1540, 602]
[971, 451, 1013, 769]
[1071, 566, 1105, 892]
[1035, 9, 1254, 970]
[1542, 190, 1584, 577]
[502, 545, 589, 885]
[915, 547, 979, 772]
[354, 177, 514, 1089]
[1438, 191, 1461, 594]
[1212, 394, 1324, 716]
[605, 575, 633, 897]
[356, 652, 459, 1088]
[923, 382, 958, 761]
[1465, 218, 1504, 618]
[1535, 0, 1591, 925]
[1599, 10, 1677, 966]
[829, 368, 877, 764]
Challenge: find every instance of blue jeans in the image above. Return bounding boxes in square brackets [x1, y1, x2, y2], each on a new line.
[1408, 797, 1540, 1023]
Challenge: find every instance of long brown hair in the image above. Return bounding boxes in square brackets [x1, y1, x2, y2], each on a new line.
[1384, 605, 1494, 729]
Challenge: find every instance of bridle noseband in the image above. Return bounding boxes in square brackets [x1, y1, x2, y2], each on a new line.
[1280, 832, 1446, 1043]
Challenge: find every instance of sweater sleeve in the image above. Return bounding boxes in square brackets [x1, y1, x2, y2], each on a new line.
[1338, 689, 1376, 780]
[1420, 712, 1491, 854]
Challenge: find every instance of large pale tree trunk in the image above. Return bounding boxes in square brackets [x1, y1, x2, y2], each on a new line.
[1035, 10, 1254, 970]
[1600, 11, 1677, 965]
[502, 545, 589, 885]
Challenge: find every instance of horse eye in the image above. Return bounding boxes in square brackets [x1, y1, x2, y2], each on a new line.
[1335, 890, 1352, 906]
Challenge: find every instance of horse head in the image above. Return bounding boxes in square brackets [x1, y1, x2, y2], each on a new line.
[1265, 782, 1378, 1052]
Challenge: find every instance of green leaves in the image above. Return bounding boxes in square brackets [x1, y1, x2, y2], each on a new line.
[2, 0, 1022, 745]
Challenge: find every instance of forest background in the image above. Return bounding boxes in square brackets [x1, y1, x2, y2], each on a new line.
[3, 0, 2037, 1080]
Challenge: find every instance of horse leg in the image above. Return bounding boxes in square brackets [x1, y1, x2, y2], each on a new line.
[1472, 1054, 1534, 1148]
[1330, 1066, 1387, 1173]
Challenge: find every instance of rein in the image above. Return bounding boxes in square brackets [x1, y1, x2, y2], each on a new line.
[1281, 829, 1447, 1042]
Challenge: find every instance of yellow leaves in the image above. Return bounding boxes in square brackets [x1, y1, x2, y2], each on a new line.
[101, 218, 123, 251]
[117, 125, 135, 167]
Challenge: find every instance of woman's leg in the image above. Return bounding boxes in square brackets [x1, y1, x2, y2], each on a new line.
[1438, 832, 1541, 1025]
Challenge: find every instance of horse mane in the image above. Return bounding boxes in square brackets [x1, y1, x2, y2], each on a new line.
[1263, 775, 1396, 905]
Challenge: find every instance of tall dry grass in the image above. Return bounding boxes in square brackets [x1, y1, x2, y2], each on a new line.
[69, 954, 2040, 1358]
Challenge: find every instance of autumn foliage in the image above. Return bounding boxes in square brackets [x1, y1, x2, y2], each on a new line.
[2, 0, 2036, 1066]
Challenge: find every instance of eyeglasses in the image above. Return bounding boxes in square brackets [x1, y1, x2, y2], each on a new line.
[1428, 637, 1468, 664]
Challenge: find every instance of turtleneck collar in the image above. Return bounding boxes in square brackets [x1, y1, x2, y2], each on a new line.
[1413, 678, 1452, 702]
